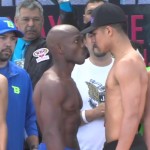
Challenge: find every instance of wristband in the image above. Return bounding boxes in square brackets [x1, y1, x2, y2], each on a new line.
[81, 110, 89, 123]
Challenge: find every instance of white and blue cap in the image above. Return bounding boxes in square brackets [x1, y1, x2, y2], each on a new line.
[0, 17, 24, 37]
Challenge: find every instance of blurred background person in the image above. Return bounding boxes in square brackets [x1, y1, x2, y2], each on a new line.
[0, 17, 38, 150]
[11, 0, 52, 88]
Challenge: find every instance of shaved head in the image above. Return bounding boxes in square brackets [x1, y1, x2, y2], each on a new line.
[46, 24, 88, 64]
[46, 24, 80, 52]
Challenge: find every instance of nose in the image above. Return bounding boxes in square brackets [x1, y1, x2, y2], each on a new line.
[28, 19, 34, 26]
[5, 38, 12, 47]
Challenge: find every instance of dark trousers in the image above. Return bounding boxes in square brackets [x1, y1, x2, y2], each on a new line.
[103, 134, 147, 150]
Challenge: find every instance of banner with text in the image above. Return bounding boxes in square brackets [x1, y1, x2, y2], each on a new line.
[0, 0, 150, 65]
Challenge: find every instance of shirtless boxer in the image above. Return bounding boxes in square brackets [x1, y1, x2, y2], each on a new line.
[144, 71, 150, 149]
[33, 24, 88, 150]
[81, 3, 148, 150]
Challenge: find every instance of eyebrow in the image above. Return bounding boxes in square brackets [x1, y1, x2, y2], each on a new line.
[86, 9, 93, 13]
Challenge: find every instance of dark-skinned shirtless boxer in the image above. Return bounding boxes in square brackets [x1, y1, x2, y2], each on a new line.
[33, 24, 89, 150]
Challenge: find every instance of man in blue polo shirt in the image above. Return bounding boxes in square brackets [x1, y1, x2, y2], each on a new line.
[0, 17, 38, 150]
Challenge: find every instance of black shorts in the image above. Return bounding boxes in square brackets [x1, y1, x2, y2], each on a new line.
[103, 134, 147, 150]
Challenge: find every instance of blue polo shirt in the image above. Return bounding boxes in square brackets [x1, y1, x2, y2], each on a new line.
[0, 61, 38, 150]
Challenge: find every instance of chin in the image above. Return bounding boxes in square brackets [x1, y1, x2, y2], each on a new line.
[98, 52, 107, 57]
[76, 59, 85, 65]
[94, 50, 106, 57]
[25, 36, 37, 41]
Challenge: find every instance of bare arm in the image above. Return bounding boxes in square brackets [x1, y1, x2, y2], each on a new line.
[144, 71, 150, 149]
[0, 75, 8, 150]
[34, 77, 66, 150]
[115, 61, 147, 150]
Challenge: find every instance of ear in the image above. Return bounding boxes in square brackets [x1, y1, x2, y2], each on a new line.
[14, 17, 19, 28]
[83, 14, 86, 24]
[56, 44, 64, 55]
[105, 26, 113, 37]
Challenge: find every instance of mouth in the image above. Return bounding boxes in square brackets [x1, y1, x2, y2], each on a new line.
[2, 48, 11, 53]
[26, 30, 36, 34]
[93, 44, 98, 49]
[2, 51, 12, 55]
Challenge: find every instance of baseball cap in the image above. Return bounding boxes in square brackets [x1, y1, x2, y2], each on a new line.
[0, 17, 24, 37]
[81, 2, 127, 34]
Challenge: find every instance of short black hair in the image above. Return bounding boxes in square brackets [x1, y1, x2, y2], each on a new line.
[110, 22, 128, 35]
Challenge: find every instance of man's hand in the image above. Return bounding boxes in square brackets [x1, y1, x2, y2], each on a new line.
[26, 135, 39, 150]
[96, 102, 105, 117]
[80, 103, 105, 125]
